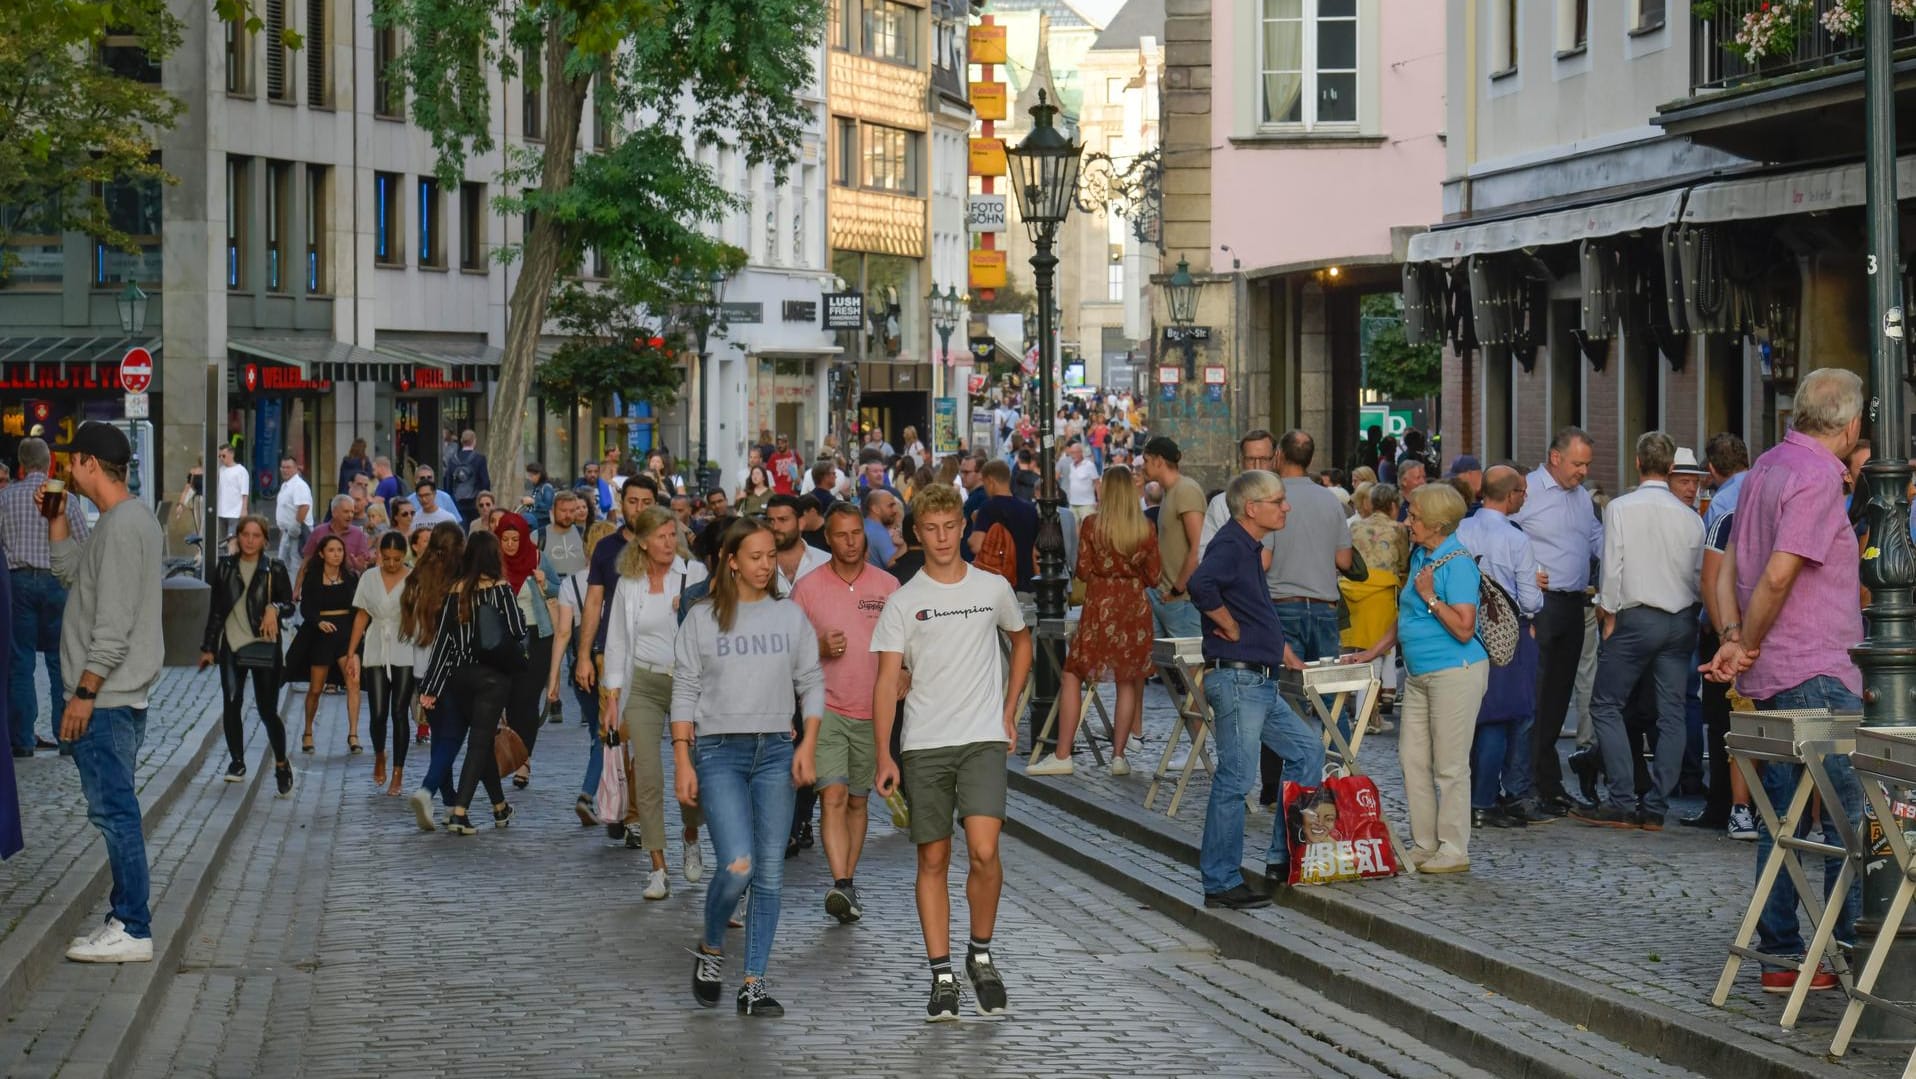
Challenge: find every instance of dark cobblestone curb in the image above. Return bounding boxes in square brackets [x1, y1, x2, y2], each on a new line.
[1005, 764, 1857, 1079]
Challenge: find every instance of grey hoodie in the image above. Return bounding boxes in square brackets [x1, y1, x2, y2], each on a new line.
[671, 595, 824, 736]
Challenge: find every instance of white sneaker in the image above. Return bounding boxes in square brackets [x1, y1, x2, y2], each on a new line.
[1418, 846, 1471, 875]
[1109, 756, 1132, 776]
[66, 919, 153, 963]
[1166, 749, 1191, 772]
[1728, 804, 1760, 841]
[643, 868, 670, 900]
[69, 917, 121, 949]
[408, 788, 436, 832]
[1025, 754, 1075, 776]
[683, 841, 705, 884]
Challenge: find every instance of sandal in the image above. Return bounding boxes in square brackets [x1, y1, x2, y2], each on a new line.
[512, 764, 530, 790]
[302, 734, 315, 753]
[348, 736, 363, 755]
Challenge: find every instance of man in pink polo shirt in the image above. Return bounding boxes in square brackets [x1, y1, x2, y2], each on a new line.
[1703, 366, 1866, 997]
[791, 501, 899, 925]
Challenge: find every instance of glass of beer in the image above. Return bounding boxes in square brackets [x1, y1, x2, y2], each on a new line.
[40, 479, 65, 520]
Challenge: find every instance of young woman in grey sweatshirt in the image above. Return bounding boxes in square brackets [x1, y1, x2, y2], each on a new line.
[672, 518, 823, 1019]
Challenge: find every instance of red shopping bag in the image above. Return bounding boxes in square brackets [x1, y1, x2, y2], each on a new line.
[1281, 775, 1401, 886]
[596, 731, 627, 825]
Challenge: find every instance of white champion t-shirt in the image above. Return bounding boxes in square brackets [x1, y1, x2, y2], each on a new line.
[871, 563, 1028, 752]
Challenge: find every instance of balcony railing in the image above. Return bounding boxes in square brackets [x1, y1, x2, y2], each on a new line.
[1692, 0, 1916, 91]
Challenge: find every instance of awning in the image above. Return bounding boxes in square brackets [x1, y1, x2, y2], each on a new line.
[229, 335, 397, 381]
[1406, 189, 1688, 262]
[1682, 155, 1916, 224]
[0, 335, 160, 368]
[374, 332, 502, 386]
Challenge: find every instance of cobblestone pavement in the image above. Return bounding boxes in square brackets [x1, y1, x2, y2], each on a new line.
[0, 668, 218, 941]
[129, 687, 1501, 1079]
[1022, 682, 1909, 1075]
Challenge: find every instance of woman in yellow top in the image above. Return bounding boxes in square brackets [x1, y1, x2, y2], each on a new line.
[1341, 483, 1409, 715]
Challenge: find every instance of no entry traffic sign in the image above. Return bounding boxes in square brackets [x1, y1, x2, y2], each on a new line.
[119, 347, 154, 395]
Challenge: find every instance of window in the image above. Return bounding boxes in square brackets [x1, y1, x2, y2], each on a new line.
[265, 161, 291, 291]
[859, 0, 919, 66]
[224, 18, 252, 94]
[265, 0, 291, 100]
[307, 0, 329, 104]
[592, 75, 610, 149]
[227, 157, 250, 289]
[373, 1, 401, 117]
[591, 247, 608, 278]
[1635, 0, 1664, 30]
[834, 117, 857, 186]
[374, 171, 402, 265]
[1, 200, 64, 290]
[860, 123, 921, 195]
[831, 0, 851, 49]
[460, 182, 487, 270]
[522, 47, 543, 141]
[91, 175, 162, 287]
[1558, 0, 1588, 51]
[1495, 0, 1518, 72]
[306, 165, 328, 292]
[1258, 0, 1357, 128]
[100, 27, 161, 83]
[1107, 261, 1125, 302]
[418, 177, 444, 268]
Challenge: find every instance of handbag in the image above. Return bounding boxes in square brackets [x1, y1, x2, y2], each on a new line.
[473, 590, 526, 671]
[493, 722, 530, 775]
[1425, 549, 1520, 666]
[233, 640, 280, 669]
[595, 727, 628, 824]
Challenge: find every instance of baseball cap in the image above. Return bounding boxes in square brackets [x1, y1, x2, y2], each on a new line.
[1140, 436, 1181, 464]
[55, 421, 132, 466]
[1447, 454, 1482, 477]
[1671, 448, 1709, 476]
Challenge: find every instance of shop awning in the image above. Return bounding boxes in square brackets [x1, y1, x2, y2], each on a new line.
[1405, 189, 1689, 262]
[1682, 155, 1916, 224]
[374, 332, 502, 384]
[0, 335, 161, 369]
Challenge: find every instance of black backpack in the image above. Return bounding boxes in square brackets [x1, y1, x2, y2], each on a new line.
[448, 451, 479, 502]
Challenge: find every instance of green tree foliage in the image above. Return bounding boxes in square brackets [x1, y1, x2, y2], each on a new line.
[0, 0, 185, 276]
[1360, 292, 1441, 400]
[382, 0, 824, 500]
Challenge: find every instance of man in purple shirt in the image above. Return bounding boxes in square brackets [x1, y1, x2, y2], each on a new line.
[1703, 367, 1865, 997]
[301, 495, 374, 575]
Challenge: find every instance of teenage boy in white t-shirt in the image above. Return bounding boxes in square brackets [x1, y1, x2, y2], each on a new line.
[872, 483, 1032, 1022]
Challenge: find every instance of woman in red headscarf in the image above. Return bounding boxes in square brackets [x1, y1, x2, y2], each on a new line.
[493, 513, 558, 789]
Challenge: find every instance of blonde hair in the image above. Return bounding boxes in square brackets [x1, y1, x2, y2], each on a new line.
[1409, 482, 1467, 536]
[1095, 464, 1149, 557]
[617, 506, 681, 578]
[1352, 482, 1374, 519]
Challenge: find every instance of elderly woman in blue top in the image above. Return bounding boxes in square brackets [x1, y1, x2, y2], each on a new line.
[1185, 470, 1322, 911]
[1342, 483, 1488, 874]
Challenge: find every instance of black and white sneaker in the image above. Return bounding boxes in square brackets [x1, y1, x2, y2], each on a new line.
[691, 947, 723, 1008]
[926, 974, 961, 1022]
[825, 887, 855, 924]
[445, 813, 477, 836]
[224, 760, 247, 783]
[274, 764, 293, 798]
[965, 953, 1008, 1016]
[736, 980, 784, 1018]
[845, 885, 864, 923]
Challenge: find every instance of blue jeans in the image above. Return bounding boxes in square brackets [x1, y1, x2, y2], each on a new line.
[1200, 668, 1323, 894]
[1755, 676, 1865, 957]
[1146, 588, 1201, 639]
[8, 569, 65, 750]
[696, 732, 797, 979]
[419, 693, 461, 806]
[69, 706, 151, 938]
[1276, 599, 1348, 748]
[1470, 715, 1534, 809]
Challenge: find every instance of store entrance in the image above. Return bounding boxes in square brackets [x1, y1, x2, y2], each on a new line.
[394, 398, 440, 479]
[857, 393, 928, 457]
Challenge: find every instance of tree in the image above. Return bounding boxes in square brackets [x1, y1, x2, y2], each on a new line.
[0, 0, 185, 277]
[385, 0, 824, 502]
[1360, 292, 1441, 400]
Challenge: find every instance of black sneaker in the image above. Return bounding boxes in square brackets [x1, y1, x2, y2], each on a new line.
[691, 947, 723, 1008]
[825, 887, 855, 924]
[926, 974, 961, 1022]
[1569, 803, 1639, 829]
[606, 821, 627, 842]
[1504, 799, 1556, 824]
[1472, 807, 1526, 829]
[492, 802, 514, 829]
[736, 980, 784, 1018]
[1203, 884, 1272, 910]
[845, 885, 864, 922]
[965, 953, 1008, 1016]
[1637, 811, 1666, 832]
[446, 813, 477, 836]
[624, 829, 644, 850]
[224, 760, 247, 783]
[1264, 863, 1289, 889]
[274, 764, 293, 798]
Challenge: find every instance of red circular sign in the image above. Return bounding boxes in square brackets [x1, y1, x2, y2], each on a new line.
[119, 347, 154, 395]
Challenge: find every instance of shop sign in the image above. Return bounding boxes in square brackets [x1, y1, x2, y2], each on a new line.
[822, 292, 864, 330]
[241, 363, 333, 394]
[404, 367, 474, 392]
[720, 302, 763, 325]
[968, 138, 1007, 177]
[969, 337, 995, 364]
[968, 249, 1007, 291]
[0, 364, 125, 391]
[966, 194, 1007, 234]
[782, 300, 817, 323]
[968, 24, 1007, 64]
[970, 81, 1007, 121]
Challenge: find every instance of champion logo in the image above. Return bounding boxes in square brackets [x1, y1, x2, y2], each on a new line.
[914, 604, 995, 622]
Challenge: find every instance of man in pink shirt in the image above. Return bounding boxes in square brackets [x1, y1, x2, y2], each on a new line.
[1703, 366, 1866, 997]
[791, 501, 900, 925]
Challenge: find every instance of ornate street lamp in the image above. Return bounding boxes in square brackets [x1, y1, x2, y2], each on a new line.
[686, 268, 729, 495]
[117, 279, 149, 336]
[929, 284, 962, 364]
[1163, 256, 1200, 379]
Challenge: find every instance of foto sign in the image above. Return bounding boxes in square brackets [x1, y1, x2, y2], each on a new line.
[119, 346, 154, 395]
[966, 194, 1007, 234]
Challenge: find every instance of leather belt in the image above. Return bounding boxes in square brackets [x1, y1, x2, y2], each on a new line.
[1272, 596, 1334, 606]
[8, 566, 51, 574]
[1206, 659, 1275, 679]
[1545, 591, 1592, 606]
[318, 609, 352, 616]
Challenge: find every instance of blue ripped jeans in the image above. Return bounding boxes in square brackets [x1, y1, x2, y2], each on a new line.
[696, 732, 797, 980]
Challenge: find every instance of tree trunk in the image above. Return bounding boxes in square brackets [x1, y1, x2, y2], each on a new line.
[485, 33, 591, 506]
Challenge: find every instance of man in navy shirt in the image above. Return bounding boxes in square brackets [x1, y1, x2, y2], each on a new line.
[1186, 470, 1318, 910]
[968, 461, 1038, 590]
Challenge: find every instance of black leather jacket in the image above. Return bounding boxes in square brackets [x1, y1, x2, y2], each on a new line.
[201, 555, 295, 654]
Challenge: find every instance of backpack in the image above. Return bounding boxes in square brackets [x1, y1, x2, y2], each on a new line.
[1427, 549, 1520, 666]
[448, 451, 479, 502]
[974, 522, 1020, 592]
[472, 588, 526, 671]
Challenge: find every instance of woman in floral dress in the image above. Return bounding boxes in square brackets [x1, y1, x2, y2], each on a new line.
[1028, 464, 1161, 777]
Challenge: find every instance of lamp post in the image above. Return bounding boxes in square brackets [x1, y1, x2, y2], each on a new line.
[1164, 256, 1200, 379]
[688, 268, 729, 495]
[117, 280, 149, 335]
[1008, 89, 1084, 746]
[929, 284, 961, 365]
[1853, 0, 1916, 1041]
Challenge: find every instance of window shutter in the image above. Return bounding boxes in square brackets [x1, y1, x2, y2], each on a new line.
[306, 0, 326, 104]
[265, 0, 286, 98]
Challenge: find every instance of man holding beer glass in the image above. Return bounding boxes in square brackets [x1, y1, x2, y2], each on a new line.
[0, 437, 88, 759]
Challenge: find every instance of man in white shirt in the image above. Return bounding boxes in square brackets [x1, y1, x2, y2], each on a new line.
[407, 466, 463, 525]
[216, 445, 249, 542]
[1061, 442, 1099, 516]
[766, 493, 829, 593]
[1571, 431, 1704, 832]
[409, 480, 462, 530]
[273, 455, 313, 581]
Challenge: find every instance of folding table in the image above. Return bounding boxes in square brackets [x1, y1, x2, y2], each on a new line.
[1144, 636, 1214, 817]
[1711, 708, 1862, 1029]
[1830, 725, 1916, 1058]
[1280, 659, 1381, 779]
[1025, 612, 1115, 768]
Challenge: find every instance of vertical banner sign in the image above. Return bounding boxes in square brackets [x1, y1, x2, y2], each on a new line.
[969, 249, 1008, 291]
[1204, 365, 1227, 403]
[970, 81, 1007, 121]
[972, 14, 1004, 304]
[934, 397, 959, 454]
[968, 24, 1008, 64]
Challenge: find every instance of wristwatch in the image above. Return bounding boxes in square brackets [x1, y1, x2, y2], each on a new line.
[73, 686, 97, 701]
